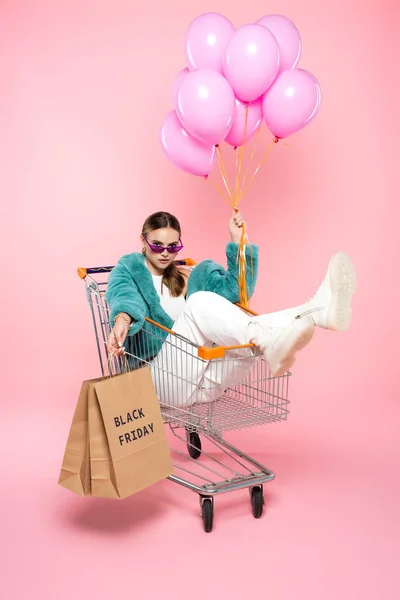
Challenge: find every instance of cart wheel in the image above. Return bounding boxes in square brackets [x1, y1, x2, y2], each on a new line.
[187, 431, 202, 459]
[201, 498, 214, 533]
[251, 486, 264, 519]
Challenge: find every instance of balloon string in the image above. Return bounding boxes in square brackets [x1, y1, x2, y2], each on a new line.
[236, 224, 254, 309]
[217, 145, 231, 193]
[216, 145, 234, 206]
[238, 227, 254, 309]
[235, 143, 240, 203]
[239, 126, 261, 199]
[234, 104, 251, 308]
[207, 176, 232, 206]
[210, 152, 250, 307]
[236, 104, 249, 204]
[240, 137, 278, 199]
[208, 113, 273, 308]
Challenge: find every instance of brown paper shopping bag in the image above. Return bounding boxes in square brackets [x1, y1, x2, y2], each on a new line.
[59, 367, 173, 500]
[88, 367, 173, 499]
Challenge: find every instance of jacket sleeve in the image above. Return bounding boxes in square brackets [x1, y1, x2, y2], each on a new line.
[187, 242, 259, 303]
[105, 260, 146, 336]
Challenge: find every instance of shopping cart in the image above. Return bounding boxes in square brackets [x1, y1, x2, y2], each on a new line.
[78, 260, 291, 532]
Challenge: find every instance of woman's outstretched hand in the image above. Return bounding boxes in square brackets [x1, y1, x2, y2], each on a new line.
[229, 210, 245, 244]
[107, 315, 130, 356]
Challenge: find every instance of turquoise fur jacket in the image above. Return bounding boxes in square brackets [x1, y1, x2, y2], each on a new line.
[106, 242, 258, 362]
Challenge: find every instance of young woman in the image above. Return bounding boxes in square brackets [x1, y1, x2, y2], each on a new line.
[106, 211, 356, 405]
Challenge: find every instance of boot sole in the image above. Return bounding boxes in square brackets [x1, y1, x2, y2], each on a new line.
[268, 320, 315, 377]
[326, 252, 357, 331]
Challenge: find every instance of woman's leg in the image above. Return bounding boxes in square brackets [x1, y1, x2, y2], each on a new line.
[248, 252, 357, 374]
[151, 291, 313, 405]
[152, 252, 357, 404]
[252, 252, 357, 330]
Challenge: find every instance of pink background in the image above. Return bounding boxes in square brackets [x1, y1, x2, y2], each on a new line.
[1, 1, 398, 598]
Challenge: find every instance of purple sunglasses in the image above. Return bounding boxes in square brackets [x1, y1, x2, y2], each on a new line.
[144, 236, 184, 254]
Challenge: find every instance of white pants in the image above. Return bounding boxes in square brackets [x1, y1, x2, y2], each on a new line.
[150, 291, 306, 407]
[150, 292, 251, 406]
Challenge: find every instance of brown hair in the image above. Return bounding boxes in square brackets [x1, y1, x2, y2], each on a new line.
[142, 211, 186, 298]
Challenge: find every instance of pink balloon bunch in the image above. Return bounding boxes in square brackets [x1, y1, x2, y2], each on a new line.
[160, 12, 322, 177]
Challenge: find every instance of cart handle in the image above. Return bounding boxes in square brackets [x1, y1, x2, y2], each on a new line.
[77, 258, 197, 279]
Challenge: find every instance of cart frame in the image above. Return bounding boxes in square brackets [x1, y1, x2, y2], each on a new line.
[78, 261, 291, 531]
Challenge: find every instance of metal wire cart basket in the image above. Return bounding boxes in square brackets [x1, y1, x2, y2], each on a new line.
[78, 261, 291, 532]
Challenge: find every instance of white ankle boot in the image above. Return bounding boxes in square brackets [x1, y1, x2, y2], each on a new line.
[246, 252, 356, 375]
[248, 318, 315, 377]
[296, 252, 357, 331]
[250, 252, 357, 332]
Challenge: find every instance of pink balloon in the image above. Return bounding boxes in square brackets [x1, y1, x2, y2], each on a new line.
[184, 12, 235, 73]
[159, 111, 216, 177]
[171, 68, 189, 107]
[257, 14, 301, 72]
[223, 24, 280, 102]
[262, 69, 321, 139]
[176, 68, 235, 145]
[225, 98, 263, 147]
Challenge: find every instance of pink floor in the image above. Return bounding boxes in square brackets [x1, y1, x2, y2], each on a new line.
[3, 380, 398, 600]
